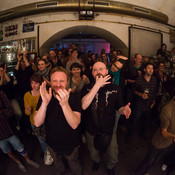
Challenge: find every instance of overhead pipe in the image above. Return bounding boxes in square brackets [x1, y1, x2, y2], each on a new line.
[0, 0, 168, 24]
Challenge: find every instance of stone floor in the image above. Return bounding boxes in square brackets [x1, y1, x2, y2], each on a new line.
[0, 121, 174, 175]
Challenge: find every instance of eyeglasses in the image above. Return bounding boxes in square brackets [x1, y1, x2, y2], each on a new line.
[113, 63, 121, 70]
[92, 67, 106, 72]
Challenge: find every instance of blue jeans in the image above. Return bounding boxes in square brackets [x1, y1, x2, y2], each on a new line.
[134, 144, 170, 175]
[31, 124, 46, 152]
[0, 135, 24, 154]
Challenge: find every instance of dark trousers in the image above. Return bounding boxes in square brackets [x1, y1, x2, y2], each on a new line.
[128, 108, 151, 137]
[134, 144, 169, 175]
[163, 144, 175, 172]
[48, 145, 82, 175]
[151, 95, 163, 124]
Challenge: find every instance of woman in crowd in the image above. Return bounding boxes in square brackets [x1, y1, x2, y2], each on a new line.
[37, 58, 50, 85]
[68, 62, 90, 93]
[24, 74, 47, 155]
[68, 62, 90, 144]
[42, 53, 52, 70]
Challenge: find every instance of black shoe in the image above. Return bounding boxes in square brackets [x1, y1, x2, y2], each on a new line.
[107, 168, 115, 175]
[92, 162, 100, 171]
[40, 152, 44, 159]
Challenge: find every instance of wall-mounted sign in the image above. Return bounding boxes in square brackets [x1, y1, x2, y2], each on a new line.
[23, 23, 34, 33]
[5, 25, 18, 37]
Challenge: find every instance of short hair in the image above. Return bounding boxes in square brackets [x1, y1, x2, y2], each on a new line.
[71, 48, 79, 54]
[70, 62, 83, 76]
[49, 50, 56, 54]
[70, 62, 82, 70]
[157, 61, 165, 67]
[37, 58, 46, 65]
[41, 53, 49, 60]
[112, 58, 126, 65]
[50, 66, 69, 81]
[144, 62, 154, 69]
[101, 53, 107, 57]
[134, 53, 141, 58]
[30, 73, 44, 85]
[161, 43, 167, 48]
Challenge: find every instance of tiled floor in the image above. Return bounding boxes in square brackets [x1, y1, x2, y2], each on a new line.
[0, 122, 174, 175]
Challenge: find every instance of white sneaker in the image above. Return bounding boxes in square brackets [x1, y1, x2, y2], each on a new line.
[18, 163, 27, 172]
[161, 164, 167, 171]
[44, 148, 53, 165]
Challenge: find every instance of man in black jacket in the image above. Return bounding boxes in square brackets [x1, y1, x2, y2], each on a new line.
[81, 61, 131, 175]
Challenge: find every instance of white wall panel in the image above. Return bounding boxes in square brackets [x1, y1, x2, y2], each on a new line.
[130, 27, 162, 58]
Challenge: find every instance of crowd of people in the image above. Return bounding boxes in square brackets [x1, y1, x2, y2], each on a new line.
[0, 43, 175, 175]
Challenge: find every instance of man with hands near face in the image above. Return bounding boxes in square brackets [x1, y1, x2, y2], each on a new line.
[81, 61, 131, 175]
[34, 67, 82, 175]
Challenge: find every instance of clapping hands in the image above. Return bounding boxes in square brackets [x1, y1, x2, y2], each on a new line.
[40, 81, 52, 106]
[55, 88, 71, 107]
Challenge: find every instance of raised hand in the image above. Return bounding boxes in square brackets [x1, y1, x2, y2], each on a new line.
[40, 81, 52, 106]
[23, 50, 28, 57]
[82, 74, 88, 83]
[55, 88, 71, 107]
[117, 55, 128, 60]
[122, 102, 131, 119]
[17, 52, 22, 62]
[95, 74, 111, 88]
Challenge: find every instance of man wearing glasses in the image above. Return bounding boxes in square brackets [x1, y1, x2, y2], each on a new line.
[108, 58, 126, 87]
[108, 57, 128, 132]
[81, 61, 131, 175]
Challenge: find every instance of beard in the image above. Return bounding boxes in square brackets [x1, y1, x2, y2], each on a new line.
[95, 73, 104, 78]
[146, 72, 153, 76]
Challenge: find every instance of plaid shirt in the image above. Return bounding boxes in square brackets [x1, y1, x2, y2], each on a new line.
[133, 75, 158, 111]
[0, 91, 14, 140]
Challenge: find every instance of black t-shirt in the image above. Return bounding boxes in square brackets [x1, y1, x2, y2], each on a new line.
[82, 83, 123, 135]
[14, 65, 34, 96]
[36, 92, 81, 154]
[125, 61, 144, 82]
[157, 49, 166, 57]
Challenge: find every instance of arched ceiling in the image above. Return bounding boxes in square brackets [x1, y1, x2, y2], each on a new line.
[40, 25, 127, 54]
[0, 0, 175, 26]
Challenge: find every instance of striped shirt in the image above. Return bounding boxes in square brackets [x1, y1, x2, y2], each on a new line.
[0, 91, 14, 140]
